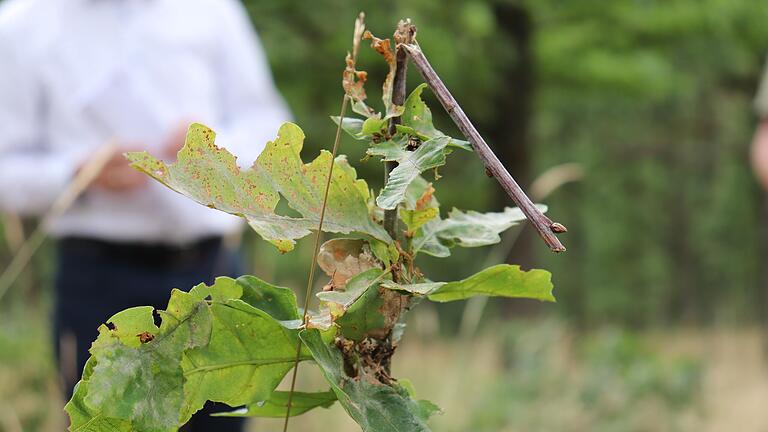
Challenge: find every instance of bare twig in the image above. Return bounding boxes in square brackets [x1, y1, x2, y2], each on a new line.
[458, 162, 583, 339]
[401, 43, 567, 252]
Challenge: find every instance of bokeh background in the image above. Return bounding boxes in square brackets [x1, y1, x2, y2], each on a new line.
[2, 0, 768, 430]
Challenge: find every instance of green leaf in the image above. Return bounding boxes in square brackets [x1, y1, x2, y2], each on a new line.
[127, 123, 391, 253]
[97, 306, 159, 348]
[412, 206, 545, 258]
[375, 136, 450, 210]
[362, 117, 388, 135]
[415, 399, 443, 422]
[83, 289, 212, 432]
[381, 281, 443, 296]
[399, 207, 439, 233]
[383, 265, 555, 303]
[367, 240, 401, 268]
[439, 207, 544, 247]
[65, 358, 132, 432]
[179, 298, 308, 423]
[317, 268, 387, 312]
[367, 139, 409, 162]
[69, 277, 309, 430]
[400, 84, 472, 151]
[398, 378, 443, 421]
[300, 329, 434, 432]
[411, 219, 451, 257]
[189, 277, 242, 302]
[399, 178, 439, 234]
[317, 268, 390, 341]
[236, 275, 301, 321]
[213, 390, 336, 418]
[331, 116, 367, 140]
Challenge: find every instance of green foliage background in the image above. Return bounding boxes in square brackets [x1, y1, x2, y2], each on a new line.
[1, 0, 766, 329]
[243, 0, 768, 327]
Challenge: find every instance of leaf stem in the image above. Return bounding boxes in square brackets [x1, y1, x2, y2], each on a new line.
[282, 97, 350, 432]
[401, 43, 567, 253]
[283, 14, 369, 431]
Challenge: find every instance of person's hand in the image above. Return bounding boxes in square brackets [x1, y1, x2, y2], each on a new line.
[90, 144, 148, 192]
[751, 120, 768, 190]
[161, 120, 191, 160]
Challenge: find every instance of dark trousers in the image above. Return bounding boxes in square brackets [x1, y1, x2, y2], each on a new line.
[54, 236, 246, 432]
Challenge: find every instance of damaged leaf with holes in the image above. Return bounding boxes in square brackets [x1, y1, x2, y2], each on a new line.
[66, 277, 314, 431]
[128, 122, 390, 253]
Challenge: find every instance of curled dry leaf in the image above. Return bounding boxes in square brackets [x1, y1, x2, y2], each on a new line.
[317, 238, 381, 289]
[343, 14, 376, 118]
[415, 183, 435, 211]
[363, 30, 402, 118]
[343, 54, 374, 117]
[363, 30, 395, 65]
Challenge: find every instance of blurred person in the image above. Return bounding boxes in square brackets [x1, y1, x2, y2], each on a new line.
[752, 60, 768, 189]
[751, 58, 768, 357]
[0, 0, 290, 430]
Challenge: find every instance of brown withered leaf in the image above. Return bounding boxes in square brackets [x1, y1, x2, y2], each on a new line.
[415, 183, 435, 211]
[342, 53, 374, 117]
[363, 30, 402, 118]
[363, 30, 395, 64]
[317, 239, 381, 289]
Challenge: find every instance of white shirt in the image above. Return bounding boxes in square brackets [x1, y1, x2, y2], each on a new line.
[0, 0, 291, 244]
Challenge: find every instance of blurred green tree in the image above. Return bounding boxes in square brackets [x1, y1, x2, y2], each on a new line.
[244, 0, 768, 327]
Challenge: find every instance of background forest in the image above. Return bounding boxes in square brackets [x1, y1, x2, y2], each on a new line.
[2, 0, 768, 431]
[246, 0, 768, 326]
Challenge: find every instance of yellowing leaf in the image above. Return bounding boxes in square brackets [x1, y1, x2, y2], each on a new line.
[383, 265, 555, 303]
[399, 207, 439, 233]
[127, 123, 391, 253]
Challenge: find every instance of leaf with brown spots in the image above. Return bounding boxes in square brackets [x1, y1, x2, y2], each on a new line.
[127, 123, 391, 253]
